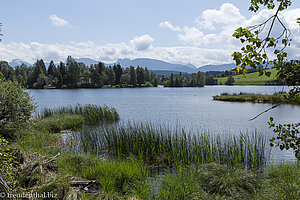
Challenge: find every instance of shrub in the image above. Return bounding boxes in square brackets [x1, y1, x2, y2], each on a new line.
[0, 73, 36, 138]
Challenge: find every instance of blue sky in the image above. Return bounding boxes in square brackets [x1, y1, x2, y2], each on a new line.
[1, 0, 300, 67]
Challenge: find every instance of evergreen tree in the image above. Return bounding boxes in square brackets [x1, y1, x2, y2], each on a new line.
[48, 60, 56, 76]
[107, 66, 115, 86]
[170, 73, 174, 87]
[136, 66, 145, 86]
[113, 64, 122, 85]
[129, 66, 137, 87]
[144, 67, 150, 82]
[174, 75, 180, 87]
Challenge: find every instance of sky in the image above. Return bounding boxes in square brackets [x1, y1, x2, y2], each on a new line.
[0, 0, 300, 67]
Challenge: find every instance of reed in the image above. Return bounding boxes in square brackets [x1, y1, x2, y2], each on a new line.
[73, 123, 268, 169]
[37, 104, 119, 125]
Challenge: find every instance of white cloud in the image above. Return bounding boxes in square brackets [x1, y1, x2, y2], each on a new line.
[195, 3, 246, 30]
[178, 27, 220, 47]
[130, 35, 154, 51]
[177, 3, 300, 54]
[159, 21, 181, 31]
[49, 14, 72, 28]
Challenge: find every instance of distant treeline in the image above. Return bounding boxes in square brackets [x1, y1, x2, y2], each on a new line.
[0, 56, 219, 89]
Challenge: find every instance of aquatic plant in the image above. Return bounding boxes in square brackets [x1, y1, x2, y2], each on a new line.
[37, 104, 119, 125]
[74, 123, 268, 169]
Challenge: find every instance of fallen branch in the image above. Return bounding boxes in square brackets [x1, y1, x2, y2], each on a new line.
[43, 153, 60, 165]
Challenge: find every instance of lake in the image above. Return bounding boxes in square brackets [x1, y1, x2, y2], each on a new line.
[29, 85, 300, 162]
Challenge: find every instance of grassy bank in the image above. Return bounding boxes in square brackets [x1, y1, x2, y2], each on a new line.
[2, 106, 299, 199]
[213, 92, 300, 105]
[217, 68, 279, 85]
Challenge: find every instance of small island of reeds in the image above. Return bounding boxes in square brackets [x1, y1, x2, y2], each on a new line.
[213, 92, 300, 105]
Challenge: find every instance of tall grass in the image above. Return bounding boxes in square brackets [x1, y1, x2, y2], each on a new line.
[72, 123, 268, 170]
[56, 152, 148, 197]
[156, 163, 260, 200]
[37, 104, 119, 125]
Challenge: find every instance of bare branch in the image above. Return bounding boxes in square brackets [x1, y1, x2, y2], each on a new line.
[249, 88, 299, 121]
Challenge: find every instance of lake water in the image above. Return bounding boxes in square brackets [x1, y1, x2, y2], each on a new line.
[29, 86, 300, 162]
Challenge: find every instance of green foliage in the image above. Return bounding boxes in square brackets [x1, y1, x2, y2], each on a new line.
[164, 72, 206, 87]
[0, 56, 160, 89]
[205, 73, 218, 85]
[249, 0, 292, 12]
[0, 73, 36, 138]
[0, 137, 16, 182]
[225, 75, 235, 85]
[268, 117, 300, 160]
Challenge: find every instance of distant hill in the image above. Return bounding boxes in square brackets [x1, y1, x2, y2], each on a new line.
[6, 57, 241, 73]
[197, 63, 236, 72]
[114, 58, 197, 73]
[9, 59, 31, 67]
[74, 58, 99, 66]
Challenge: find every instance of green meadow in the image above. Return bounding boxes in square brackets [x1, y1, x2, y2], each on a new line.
[217, 69, 279, 85]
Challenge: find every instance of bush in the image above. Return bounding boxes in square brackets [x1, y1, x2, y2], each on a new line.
[0, 73, 36, 138]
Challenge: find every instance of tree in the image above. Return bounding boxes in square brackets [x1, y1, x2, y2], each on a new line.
[66, 59, 81, 88]
[129, 66, 137, 87]
[170, 73, 174, 87]
[233, 0, 299, 160]
[225, 75, 235, 85]
[0, 73, 36, 138]
[196, 71, 205, 87]
[136, 66, 145, 86]
[144, 67, 150, 82]
[205, 73, 218, 85]
[113, 64, 122, 85]
[107, 66, 115, 86]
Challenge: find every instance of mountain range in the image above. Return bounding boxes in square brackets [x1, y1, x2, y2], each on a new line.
[6, 58, 236, 73]
[8, 59, 32, 68]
